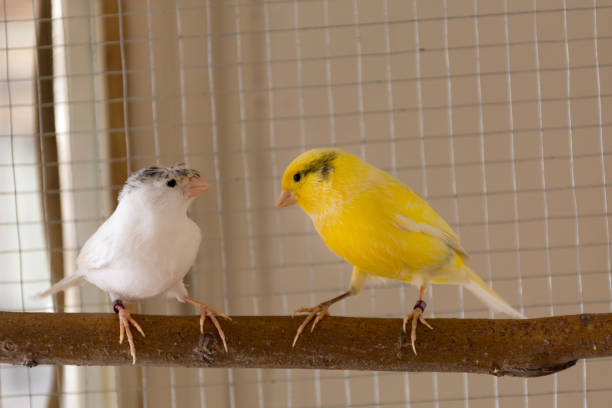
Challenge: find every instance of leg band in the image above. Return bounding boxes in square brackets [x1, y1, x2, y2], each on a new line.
[113, 299, 124, 313]
[413, 299, 426, 312]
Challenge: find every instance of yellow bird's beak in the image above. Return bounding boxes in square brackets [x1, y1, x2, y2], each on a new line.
[276, 190, 297, 208]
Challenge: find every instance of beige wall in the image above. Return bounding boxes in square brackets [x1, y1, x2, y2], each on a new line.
[100, 0, 612, 406]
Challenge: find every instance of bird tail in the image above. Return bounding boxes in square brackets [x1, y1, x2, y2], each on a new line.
[462, 266, 526, 318]
[36, 273, 86, 298]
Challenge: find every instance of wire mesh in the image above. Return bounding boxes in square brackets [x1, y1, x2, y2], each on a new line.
[1, 0, 612, 407]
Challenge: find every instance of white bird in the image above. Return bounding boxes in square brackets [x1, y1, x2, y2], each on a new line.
[37, 164, 230, 364]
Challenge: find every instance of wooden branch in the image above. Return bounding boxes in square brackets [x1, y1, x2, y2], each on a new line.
[1, 312, 611, 377]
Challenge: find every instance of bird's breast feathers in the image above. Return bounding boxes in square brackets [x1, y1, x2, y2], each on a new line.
[81, 206, 201, 299]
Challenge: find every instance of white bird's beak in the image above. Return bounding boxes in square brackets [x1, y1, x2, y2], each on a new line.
[276, 189, 297, 208]
[187, 177, 211, 197]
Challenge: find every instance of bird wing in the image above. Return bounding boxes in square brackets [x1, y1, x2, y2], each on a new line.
[387, 177, 470, 260]
[394, 214, 469, 259]
[76, 219, 116, 271]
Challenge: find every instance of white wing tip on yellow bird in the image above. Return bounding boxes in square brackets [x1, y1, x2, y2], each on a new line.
[462, 266, 526, 319]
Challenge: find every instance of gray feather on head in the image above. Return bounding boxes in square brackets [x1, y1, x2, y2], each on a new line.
[119, 164, 200, 201]
[302, 151, 337, 180]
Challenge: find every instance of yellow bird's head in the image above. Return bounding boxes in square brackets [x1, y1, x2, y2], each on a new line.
[277, 148, 365, 216]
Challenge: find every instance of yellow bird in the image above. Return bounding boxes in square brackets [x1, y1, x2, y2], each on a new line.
[277, 148, 525, 353]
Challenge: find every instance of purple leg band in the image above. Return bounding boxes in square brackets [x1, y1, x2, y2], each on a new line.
[413, 299, 427, 312]
[113, 299, 124, 313]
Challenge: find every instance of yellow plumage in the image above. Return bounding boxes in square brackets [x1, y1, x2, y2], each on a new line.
[278, 148, 524, 349]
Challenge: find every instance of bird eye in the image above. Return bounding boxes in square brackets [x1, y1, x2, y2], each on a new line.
[293, 173, 301, 182]
[166, 179, 177, 187]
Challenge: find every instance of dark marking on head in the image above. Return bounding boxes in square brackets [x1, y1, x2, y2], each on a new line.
[119, 164, 201, 201]
[301, 151, 337, 180]
[133, 164, 199, 182]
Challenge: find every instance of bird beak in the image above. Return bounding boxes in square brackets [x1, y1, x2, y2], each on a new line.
[276, 190, 297, 208]
[187, 177, 211, 197]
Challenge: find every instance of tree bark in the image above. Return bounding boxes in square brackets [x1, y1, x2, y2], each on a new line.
[1, 312, 610, 377]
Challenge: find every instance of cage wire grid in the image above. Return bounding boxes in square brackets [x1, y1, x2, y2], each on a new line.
[1, 0, 612, 407]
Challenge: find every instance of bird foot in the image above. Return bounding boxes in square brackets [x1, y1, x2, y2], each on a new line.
[184, 297, 231, 352]
[116, 304, 145, 365]
[291, 303, 331, 347]
[402, 300, 433, 356]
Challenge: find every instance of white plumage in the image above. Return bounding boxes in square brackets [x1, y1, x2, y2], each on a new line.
[38, 164, 229, 363]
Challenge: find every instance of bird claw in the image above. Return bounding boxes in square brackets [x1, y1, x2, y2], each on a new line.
[195, 302, 231, 353]
[402, 307, 433, 356]
[117, 307, 145, 365]
[291, 307, 310, 318]
[183, 296, 230, 353]
[292, 304, 330, 347]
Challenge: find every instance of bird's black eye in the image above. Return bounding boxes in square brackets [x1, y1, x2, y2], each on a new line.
[166, 179, 177, 187]
[293, 173, 301, 182]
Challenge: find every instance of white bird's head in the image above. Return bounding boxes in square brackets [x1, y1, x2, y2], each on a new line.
[118, 164, 210, 210]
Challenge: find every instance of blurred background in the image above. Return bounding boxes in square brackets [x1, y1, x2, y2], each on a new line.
[1, 0, 611, 406]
